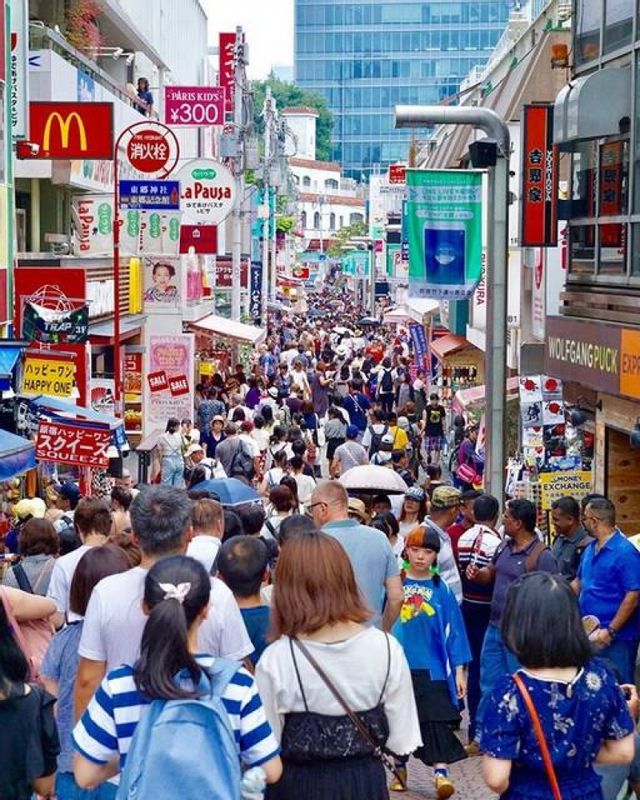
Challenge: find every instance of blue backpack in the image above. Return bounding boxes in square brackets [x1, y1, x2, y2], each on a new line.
[116, 660, 242, 800]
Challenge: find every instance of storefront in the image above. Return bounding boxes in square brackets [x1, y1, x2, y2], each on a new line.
[187, 313, 266, 383]
[430, 333, 485, 403]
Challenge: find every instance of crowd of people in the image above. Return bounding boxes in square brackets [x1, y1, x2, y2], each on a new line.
[1, 287, 640, 800]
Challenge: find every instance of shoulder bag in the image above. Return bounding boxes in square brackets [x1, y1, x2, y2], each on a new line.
[512, 672, 562, 800]
[0, 587, 51, 684]
[293, 637, 407, 789]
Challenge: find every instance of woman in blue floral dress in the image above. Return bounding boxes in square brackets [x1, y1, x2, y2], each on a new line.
[480, 572, 635, 800]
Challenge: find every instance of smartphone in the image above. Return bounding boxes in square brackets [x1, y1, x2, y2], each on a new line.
[424, 221, 466, 285]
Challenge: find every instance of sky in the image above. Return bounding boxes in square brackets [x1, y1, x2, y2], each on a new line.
[205, 0, 294, 79]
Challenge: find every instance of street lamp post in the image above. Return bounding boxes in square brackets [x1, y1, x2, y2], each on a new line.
[395, 105, 510, 502]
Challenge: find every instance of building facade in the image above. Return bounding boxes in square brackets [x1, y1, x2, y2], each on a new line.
[294, 0, 512, 176]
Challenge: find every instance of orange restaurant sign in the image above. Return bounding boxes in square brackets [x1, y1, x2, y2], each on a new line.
[620, 329, 640, 401]
[25, 102, 114, 160]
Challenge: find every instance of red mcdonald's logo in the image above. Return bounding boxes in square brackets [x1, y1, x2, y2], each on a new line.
[27, 102, 114, 160]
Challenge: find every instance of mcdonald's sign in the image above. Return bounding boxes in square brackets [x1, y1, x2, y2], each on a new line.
[26, 102, 114, 159]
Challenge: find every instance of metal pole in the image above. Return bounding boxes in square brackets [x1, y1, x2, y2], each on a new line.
[113, 142, 122, 418]
[262, 88, 271, 321]
[231, 27, 244, 322]
[369, 245, 375, 315]
[395, 105, 510, 501]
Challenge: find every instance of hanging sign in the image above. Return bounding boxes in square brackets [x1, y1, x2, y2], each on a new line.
[164, 86, 225, 126]
[119, 180, 180, 211]
[520, 104, 558, 247]
[26, 102, 113, 159]
[21, 357, 76, 397]
[538, 470, 593, 511]
[407, 169, 483, 300]
[35, 420, 111, 468]
[22, 300, 88, 344]
[250, 260, 262, 325]
[219, 33, 236, 115]
[176, 158, 236, 225]
[10, 0, 29, 137]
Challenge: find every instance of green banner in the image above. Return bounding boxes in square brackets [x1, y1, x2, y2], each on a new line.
[341, 250, 370, 277]
[407, 169, 483, 299]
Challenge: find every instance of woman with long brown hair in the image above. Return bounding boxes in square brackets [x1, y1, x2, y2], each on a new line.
[256, 531, 421, 799]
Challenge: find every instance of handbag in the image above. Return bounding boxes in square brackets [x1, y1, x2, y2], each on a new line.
[456, 461, 479, 485]
[513, 672, 562, 800]
[0, 587, 51, 684]
[293, 637, 407, 790]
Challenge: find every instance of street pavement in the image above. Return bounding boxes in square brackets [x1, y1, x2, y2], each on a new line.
[398, 754, 497, 800]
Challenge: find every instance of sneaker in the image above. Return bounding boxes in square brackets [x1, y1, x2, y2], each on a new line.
[435, 774, 455, 799]
[464, 740, 482, 757]
[389, 766, 408, 792]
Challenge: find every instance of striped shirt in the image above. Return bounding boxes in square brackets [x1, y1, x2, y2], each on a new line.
[72, 655, 279, 773]
[458, 524, 502, 604]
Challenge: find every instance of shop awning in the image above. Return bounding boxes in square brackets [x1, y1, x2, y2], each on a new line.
[406, 298, 440, 317]
[0, 344, 24, 390]
[189, 314, 266, 346]
[453, 376, 520, 411]
[430, 334, 470, 360]
[0, 430, 36, 480]
[383, 304, 435, 325]
[27, 395, 123, 431]
[88, 315, 146, 344]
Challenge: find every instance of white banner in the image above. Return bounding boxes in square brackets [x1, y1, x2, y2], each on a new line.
[10, 0, 28, 137]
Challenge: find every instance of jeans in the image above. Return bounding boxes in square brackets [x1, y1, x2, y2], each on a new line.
[161, 455, 184, 487]
[379, 393, 394, 416]
[55, 772, 118, 800]
[462, 600, 491, 743]
[595, 733, 640, 800]
[598, 638, 639, 685]
[475, 623, 520, 743]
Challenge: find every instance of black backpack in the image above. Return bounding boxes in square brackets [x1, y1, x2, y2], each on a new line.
[380, 369, 393, 393]
[228, 442, 256, 481]
[368, 423, 389, 457]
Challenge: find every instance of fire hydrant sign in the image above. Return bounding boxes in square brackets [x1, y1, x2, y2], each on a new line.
[36, 421, 112, 468]
[164, 86, 225, 126]
[176, 158, 235, 225]
[21, 357, 76, 398]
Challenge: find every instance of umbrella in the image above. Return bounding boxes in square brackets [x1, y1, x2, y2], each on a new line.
[189, 478, 261, 506]
[338, 465, 409, 495]
[358, 316, 380, 327]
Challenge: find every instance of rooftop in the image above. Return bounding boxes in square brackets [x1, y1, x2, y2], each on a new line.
[282, 106, 320, 116]
[290, 157, 341, 172]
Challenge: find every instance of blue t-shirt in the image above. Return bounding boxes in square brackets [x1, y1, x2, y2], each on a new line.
[342, 393, 371, 432]
[578, 530, 640, 640]
[480, 659, 634, 800]
[241, 606, 271, 667]
[40, 621, 84, 774]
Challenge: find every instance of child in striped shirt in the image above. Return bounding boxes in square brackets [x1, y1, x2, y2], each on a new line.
[72, 555, 282, 795]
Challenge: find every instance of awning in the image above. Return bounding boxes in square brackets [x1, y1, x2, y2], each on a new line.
[383, 305, 424, 325]
[430, 334, 470, 360]
[27, 395, 123, 431]
[189, 314, 266, 346]
[453, 376, 520, 412]
[0, 430, 36, 480]
[406, 298, 440, 317]
[0, 344, 24, 390]
[88, 314, 146, 344]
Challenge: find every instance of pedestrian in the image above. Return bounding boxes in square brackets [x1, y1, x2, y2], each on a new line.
[260, 449, 289, 495]
[391, 526, 471, 798]
[397, 486, 428, 541]
[200, 414, 226, 460]
[52, 482, 81, 535]
[481, 572, 635, 800]
[262, 485, 296, 540]
[135, 76, 153, 116]
[376, 357, 396, 416]
[73, 555, 282, 793]
[330, 424, 369, 477]
[391, 450, 415, 487]
[551, 496, 593, 579]
[423, 486, 464, 604]
[186, 498, 224, 573]
[573, 497, 640, 684]
[309, 481, 403, 630]
[447, 489, 482, 563]
[256, 531, 421, 800]
[289, 455, 316, 506]
[454, 425, 483, 490]
[467, 498, 558, 752]
[216, 422, 257, 483]
[110, 486, 132, 537]
[158, 417, 185, 487]
[342, 380, 371, 436]
[424, 393, 447, 466]
[2, 518, 58, 596]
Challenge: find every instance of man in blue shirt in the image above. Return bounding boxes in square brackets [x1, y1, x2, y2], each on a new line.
[342, 380, 371, 436]
[572, 497, 640, 684]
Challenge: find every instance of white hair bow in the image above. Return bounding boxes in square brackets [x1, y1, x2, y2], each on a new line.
[158, 582, 191, 604]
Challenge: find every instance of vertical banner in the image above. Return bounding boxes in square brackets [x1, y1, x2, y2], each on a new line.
[10, 0, 28, 137]
[520, 104, 558, 247]
[124, 352, 143, 434]
[218, 32, 236, 115]
[249, 260, 262, 325]
[407, 169, 483, 299]
[147, 334, 194, 429]
[409, 323, 428, 366]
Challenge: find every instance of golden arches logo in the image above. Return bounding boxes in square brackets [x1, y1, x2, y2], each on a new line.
[42, 112, 88, 152]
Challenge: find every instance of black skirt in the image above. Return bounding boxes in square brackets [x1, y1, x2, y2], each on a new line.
[266, 756, 388, 800]
[411, 670, 467, 766]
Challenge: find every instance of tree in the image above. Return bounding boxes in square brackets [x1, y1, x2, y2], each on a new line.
[251, 73, 334, 162]
[326, 220, 368, 257]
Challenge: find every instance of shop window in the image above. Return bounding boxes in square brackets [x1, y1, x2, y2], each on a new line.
[599, 140, 629, 217]
[569, 224, 596, 275]
[598, 222, 627, 274]
[576, 0, 602, 64]
[605, 0, 633, 52]
[569, 140, 597, 219]
[631, 224, 640, 273]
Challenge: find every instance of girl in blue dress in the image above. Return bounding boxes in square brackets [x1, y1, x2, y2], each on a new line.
[392, 526, 471, 799]
[481, 571, 635, 800]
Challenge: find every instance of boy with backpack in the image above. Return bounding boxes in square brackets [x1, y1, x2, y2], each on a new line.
[375, 358, 396, 416]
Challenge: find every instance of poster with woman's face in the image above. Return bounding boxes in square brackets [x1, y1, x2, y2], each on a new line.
[143, 256, 181, 311]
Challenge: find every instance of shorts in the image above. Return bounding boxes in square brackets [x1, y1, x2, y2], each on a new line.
[426, 436, 445, 451]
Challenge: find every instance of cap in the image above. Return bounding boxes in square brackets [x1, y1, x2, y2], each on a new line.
[346, 424, 359, 439]
[185, 443, 204, 457]
[53, 482, 81, 505]
[380, 433, 395, 450]
[405, 486, 426, 503]
[397, 416, 410, 430]
[347, 497, 369, 524]
[268, 386, 279, 399]
[212, 414, 226, 423]
[14, 497, 46, 521]
[431, 485, 462, 509]
[407, 524, 441, 553]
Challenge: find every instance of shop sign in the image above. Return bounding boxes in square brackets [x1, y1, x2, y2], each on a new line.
[167, 374, 190, 396]
[176, 159, 236, 225]
[389, 165, 406, 184]
[126, 128, 171, 174]
[539, 470, 593, 511]
[119, 180, 180, 211]
[22, 301, 88, 344]
[148, 371, 168, 392]
[72, 195, 138, 257]
[249, 260, 262, 325]
[179, 225, 217, 255]
[90, 378, 115, 417]
[165, 86, 225, 126]
[21, 357, 76, 397]
[544, 316, 620, 395]
[218, 33, 236, 115]
[620, 329, 640, 400]
[214, 258, 248, 288]
[14, 268, 86, 338]
[124, 352, 143, 433]
[35, 420, 111, 468]
[147, 335, 194, 428]
[406, 169, 483, 300]
[520, 104, 558, 247]
[27, 102, 113, 159]
[0, 2, 5, 84]
[409, 323, 428, 364]
[10, 0, 29, 137]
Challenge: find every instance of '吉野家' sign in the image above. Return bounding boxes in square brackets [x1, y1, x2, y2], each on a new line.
[520, 104, 558, 247]
[21, 357, 76, 398]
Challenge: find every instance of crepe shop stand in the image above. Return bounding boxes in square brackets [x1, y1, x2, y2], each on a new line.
[187, 314, 266, 381]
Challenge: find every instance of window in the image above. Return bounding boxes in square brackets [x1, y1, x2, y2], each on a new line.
[576, 0, 602, 64]
[325, 178, 338, 191]
[302, 175, 311, 187]
[599, 140, 628, 218]
[314, 211, 320, 229]
[605, 0, 633, 52]
[570, 141, 597, 219]
[599, 222, 627, 274]
[301, 210, 307, 229]
[569, 224, 596, 275]
[350, 212, 364, 225]
[329, 213, 336, 230]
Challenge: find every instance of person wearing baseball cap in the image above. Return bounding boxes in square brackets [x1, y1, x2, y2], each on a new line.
[53, 483, 81, 535]
[185, 443, 216, 486]
[416, 486, 463, 604]
[330, 424, 368, 478]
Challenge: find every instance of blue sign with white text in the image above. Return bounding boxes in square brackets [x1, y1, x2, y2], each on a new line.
[119, 180, 180, 211]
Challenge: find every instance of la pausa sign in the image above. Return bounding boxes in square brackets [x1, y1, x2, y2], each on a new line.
[177, 159, 236, 225]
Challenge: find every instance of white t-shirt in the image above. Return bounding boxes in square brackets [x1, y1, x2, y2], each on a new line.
[293, 472, 317, 505]
[255, 628, 422, 757]
[79, 567, 253, 668]
[239, 433, 260, 459]
[252, 428, 270, 453]
[47, 543, 93, 616]
[187, 535, 222, 573]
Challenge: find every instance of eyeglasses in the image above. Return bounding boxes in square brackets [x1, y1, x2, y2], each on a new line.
[304, 501, 327, 515]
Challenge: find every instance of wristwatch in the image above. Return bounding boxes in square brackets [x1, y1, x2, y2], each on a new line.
[607, 626, 617, 640]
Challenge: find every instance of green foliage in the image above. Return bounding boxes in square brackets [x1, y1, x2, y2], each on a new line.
[251, 73, 334, 161]
[326, 220, 368, 257]
[276, 216, 296, 234]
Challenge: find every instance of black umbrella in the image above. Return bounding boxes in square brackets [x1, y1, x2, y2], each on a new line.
[358, 316, 380, 327]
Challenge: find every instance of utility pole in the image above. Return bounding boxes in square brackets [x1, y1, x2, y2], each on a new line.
[231, 27, 247, 322]
[395, 105, 510, 502]
[262, 86, 274, 322]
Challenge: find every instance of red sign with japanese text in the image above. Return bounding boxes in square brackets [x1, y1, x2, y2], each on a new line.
[215, 257, 248, 288]
[219, 33, 236, 115]
[26, 102, 114, 160]
[389, 165, 406, 184]
[520, 104, 558, 247]
[36, 421, 111, 468]
[147, 371, 168, 393]
[127, 129, 171, 173]
[168, 374, 189, 396]
[180, 225, 218, 254]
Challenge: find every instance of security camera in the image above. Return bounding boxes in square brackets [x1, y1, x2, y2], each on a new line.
[112, 47, 124, 59]
[28, 142, 40, 155]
